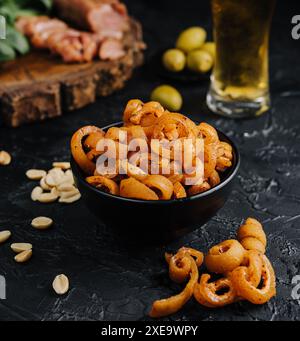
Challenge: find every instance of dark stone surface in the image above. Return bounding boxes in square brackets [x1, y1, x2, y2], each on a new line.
[0, 0, 300, 321]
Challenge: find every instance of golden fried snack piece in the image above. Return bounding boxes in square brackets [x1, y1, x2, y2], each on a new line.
[208, 169, 221, 187]
[188, 181, 211, 196]
[194, 274, 237, 308]
[240, 237, 266, 254]
[237, 218, 267, 254]
[173, 181, 187, 199]
[84, 131, 105, 150]
[141, 175, 174, 200]
[152, 113, 198, 140]
[123, 125, 148, 141]
[205, 240, 245, 274]
[149, 254, 199, 318]
[119, 160, 148, 182]
[123, 99, 144, 125]
[86, 148, 102, 161]
[204, 143, 218, 178]
[86, 176, 119, 195]
[167, 247, 204, 283]
[228, 250, 263, 288]
[71, 126, 105, 175]
[216, 142, 233, 172]
[230, 255, 276, 304]
[168, 174, 184, 184]
[199, 122, 219, 145]
[129, 101, 165, 126]
[178, 247, 204, 267]
[120, 177, 159, 200]
[105, 127, 126, 141]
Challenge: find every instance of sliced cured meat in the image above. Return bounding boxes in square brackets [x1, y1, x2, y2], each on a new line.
[99, 38, 125, 60]
[16, 15, 126, 63]
[53, 0, 129, 37]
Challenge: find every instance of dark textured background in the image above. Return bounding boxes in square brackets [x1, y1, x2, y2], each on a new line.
[0, 0, 300, 321]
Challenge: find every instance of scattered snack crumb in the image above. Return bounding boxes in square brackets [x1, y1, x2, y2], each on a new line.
[14, 249, 32, 263]
[0, 151, 11, 166]
[52, 162, 71, 170]
[52, 274, 69, 295]
[27, 163, 80, 204]
[31, 217, 53, 230]
[26, 169, 47, 180]
[0, 230, 11, 244]
[31, 186, 43, 201]
[11, 243, 32, 253]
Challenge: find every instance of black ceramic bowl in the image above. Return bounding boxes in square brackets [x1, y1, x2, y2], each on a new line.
[71, 122, 240, 244]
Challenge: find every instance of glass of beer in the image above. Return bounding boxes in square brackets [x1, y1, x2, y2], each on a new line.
[207, 0, 276, 118]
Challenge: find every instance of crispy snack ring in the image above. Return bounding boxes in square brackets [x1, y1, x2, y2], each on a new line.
[173, 181, 187, 199]
[119, 160, 148, 182]
[166, 247, 204, 283]
[168, 252, 193, 284]
[71, 125, 104, 174]
[237, 218, 267, 254]
[188, 181, 211, 196]
[204, 143, 218, 178]
[120, 177, 159, 200]
[199, 122, 219, 145]
[240, 237, 266, 254]
[208, 169, 221, 188]
[123, 126, 148, 141]
[86, 148, 102, 162]
[141, 175, 174, 200]
[149, 254, 199, 318]
[205, 240, 245, 274]
[194, 274, 237, 308]
[230, 255, 276, 304]
[178, 247, 204, 267]
[123, 99, 144, 125]
[84, 131, 105, 150]
[86, 176, 119, 195]
[152, 113, 198, 140]
[228, 250, 263, 288]
[129, 101, 165, 126]
[216, 142, 233, 172]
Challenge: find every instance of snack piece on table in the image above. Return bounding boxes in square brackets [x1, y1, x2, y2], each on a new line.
[237, 218, 267, 254]
[149, 218, 276, 317]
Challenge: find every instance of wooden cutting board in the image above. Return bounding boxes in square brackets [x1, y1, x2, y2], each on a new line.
[0, 19, 144, 127]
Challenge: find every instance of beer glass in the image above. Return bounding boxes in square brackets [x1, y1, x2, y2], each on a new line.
[207, 0, 276, 118]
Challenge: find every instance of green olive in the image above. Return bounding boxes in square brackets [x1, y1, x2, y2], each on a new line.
[201, 42, 216, 61]
[150, 85, 183, 112]
[176, 27, 207, 53]
[187, 50, 213, 73]
[162, 49, 186, 72]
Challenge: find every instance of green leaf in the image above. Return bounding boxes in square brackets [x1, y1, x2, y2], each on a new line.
[6, 25, 29, 54]
[39, 0, 52, 11]
[0, 39, 16, 61]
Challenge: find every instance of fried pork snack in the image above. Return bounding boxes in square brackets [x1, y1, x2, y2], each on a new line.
[149, 218, 276, 317]
[71, 100, 234, 200]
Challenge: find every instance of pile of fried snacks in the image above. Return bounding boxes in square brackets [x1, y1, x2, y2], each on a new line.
[149, 218, 276, 318]
[71, 100, 233, 200]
